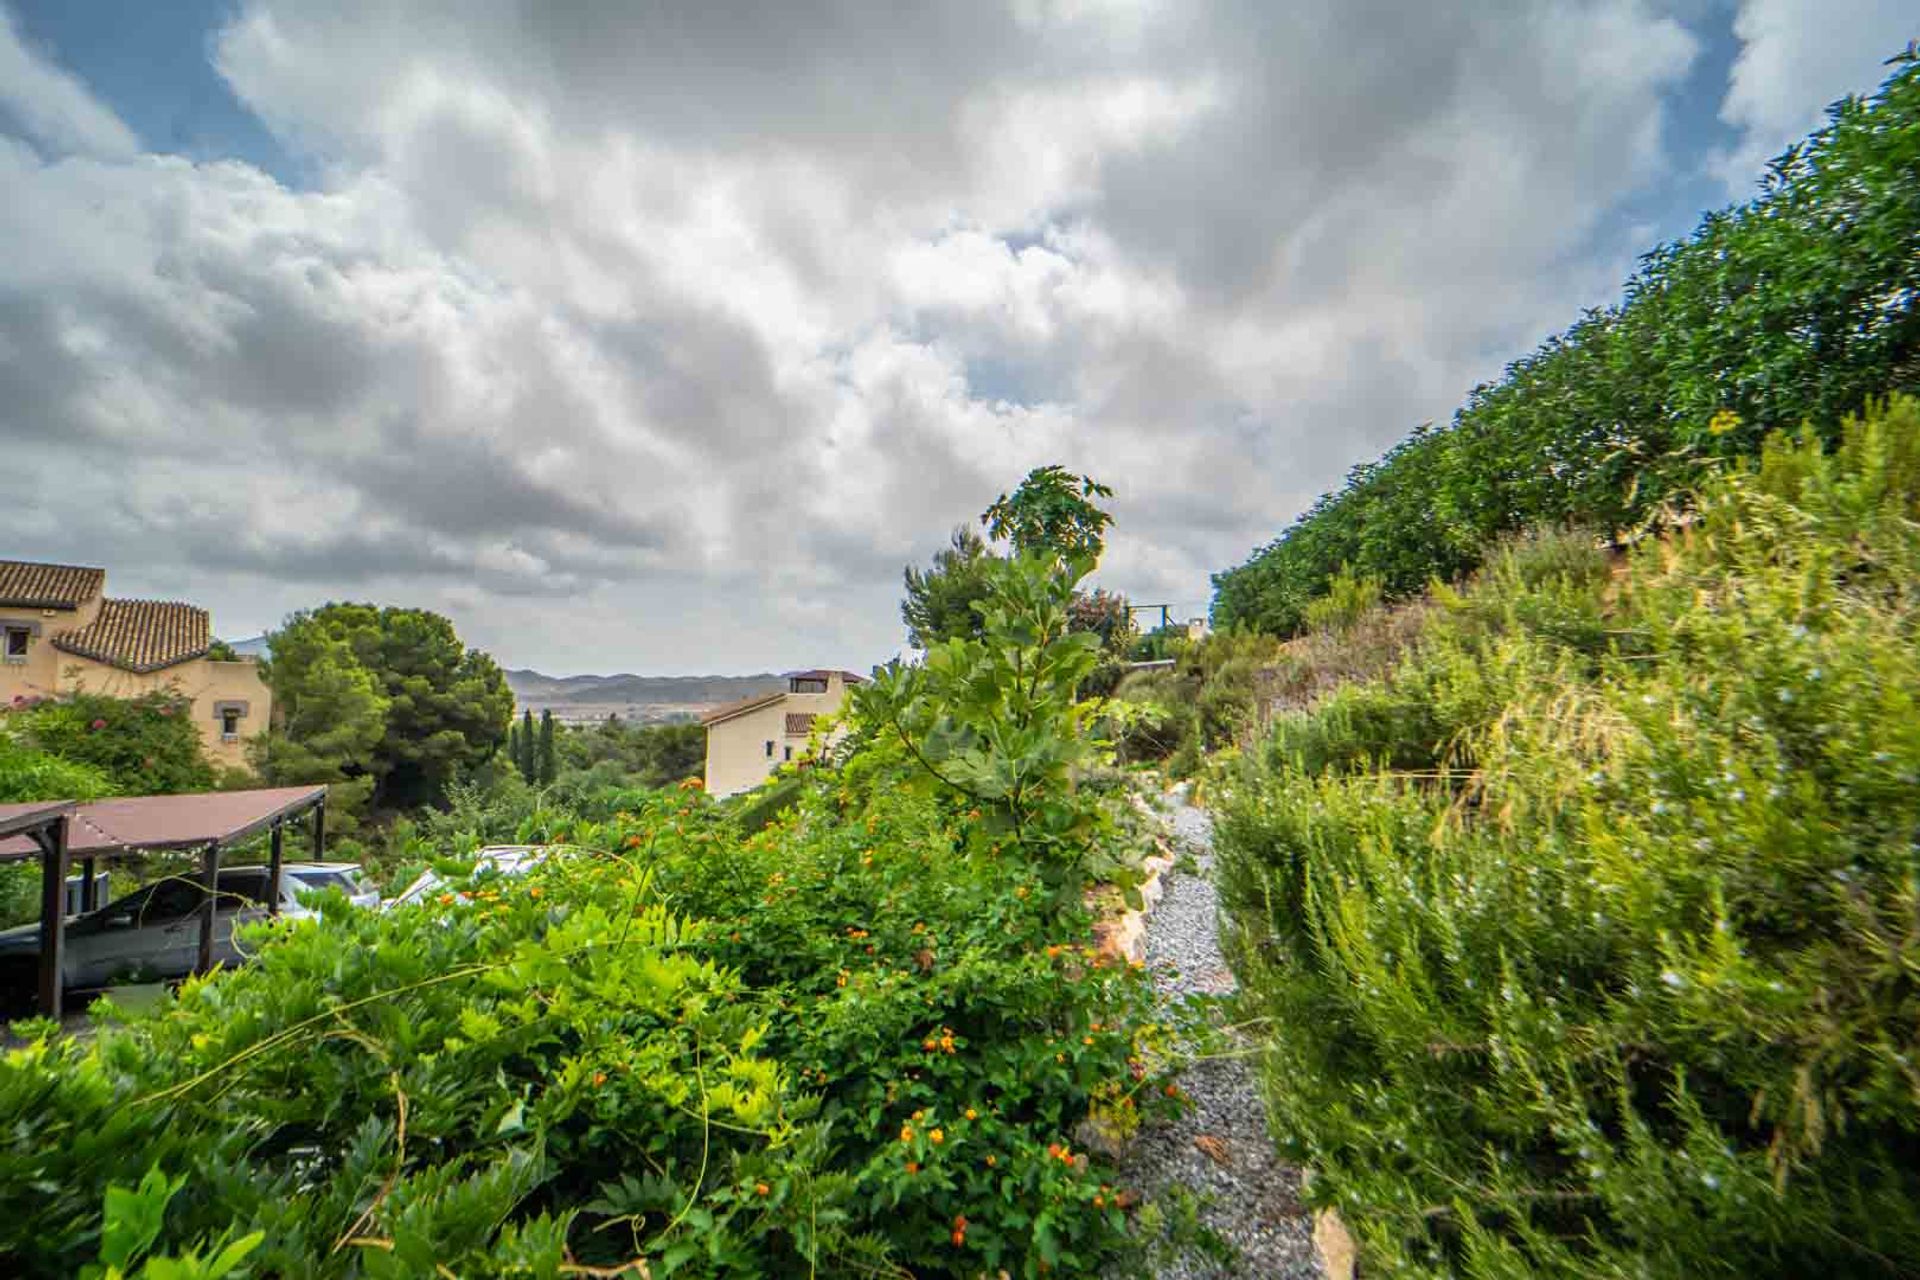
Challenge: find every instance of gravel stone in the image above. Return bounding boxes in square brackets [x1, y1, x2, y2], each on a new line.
[1115, 800, 1320, 1278]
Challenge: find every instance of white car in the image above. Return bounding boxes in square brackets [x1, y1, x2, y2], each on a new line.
[283, 862, 381, 910]
[387, 845, 548, 910]
[0, 865, 321, 1003]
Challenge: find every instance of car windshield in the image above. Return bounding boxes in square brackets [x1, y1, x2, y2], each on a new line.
[291, 868, 361, 893]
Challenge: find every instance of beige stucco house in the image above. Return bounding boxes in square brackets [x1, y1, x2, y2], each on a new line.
[701, 669, 865, 798]
[0, 559, 270, 770]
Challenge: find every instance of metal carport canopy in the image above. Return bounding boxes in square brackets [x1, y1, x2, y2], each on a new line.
[0, 786, 328, 1020]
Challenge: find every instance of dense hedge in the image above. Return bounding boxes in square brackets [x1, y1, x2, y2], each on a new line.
[1212, 48, 1920, 635]
[1213, 398, 1920, 1276]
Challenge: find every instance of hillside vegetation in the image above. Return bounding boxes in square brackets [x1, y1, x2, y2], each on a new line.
[1214, 398, 1920, 1275]
[1212, 49, 1920, 636]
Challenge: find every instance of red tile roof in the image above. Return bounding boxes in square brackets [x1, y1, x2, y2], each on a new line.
[784, 669, 867, 684]
[785, 712, 817, 735]
[0, 559, 104, 610]
[52, 598, 210, 674]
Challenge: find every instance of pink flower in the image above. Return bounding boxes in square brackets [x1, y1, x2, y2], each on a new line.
[90, 718, 108, 731]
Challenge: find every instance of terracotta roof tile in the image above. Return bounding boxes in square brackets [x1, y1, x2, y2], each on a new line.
[785, 712, 817, 735]
[0, 559, 104, 610]
[52, 598, 210, 674]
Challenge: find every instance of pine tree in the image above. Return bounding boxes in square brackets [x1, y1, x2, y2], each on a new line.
[537, 709, 557, 785]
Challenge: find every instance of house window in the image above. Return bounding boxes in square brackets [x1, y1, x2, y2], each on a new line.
[220, 707, 243, 742]
[789, 677, 827, 694]
[783, 745, 793, 762]
[2, 627, 27, 664]
[765, 740, 775, 758]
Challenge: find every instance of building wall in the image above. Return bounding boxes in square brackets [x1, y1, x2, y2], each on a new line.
[0, 597, 101, 703]
[703, 675, 854, 798]
[0, 622, 271, 772]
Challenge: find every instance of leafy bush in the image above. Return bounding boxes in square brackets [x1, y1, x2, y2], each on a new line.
[1213, 49, 1920, 635]
[1108, 629, 1287, 772]
[1, 556, 1176, 1278]
[12, 691, 214, 796]
[1215, 397, 1920, 1276]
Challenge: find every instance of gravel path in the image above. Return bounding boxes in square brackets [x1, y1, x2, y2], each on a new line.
[1117, 800, 1319, 1278]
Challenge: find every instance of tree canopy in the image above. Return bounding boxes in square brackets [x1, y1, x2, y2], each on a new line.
[982, 466, 1114, 563]
[257, 604, 512, 812]
[900, 525, 997, 648]
[1212, 50, 1920, 635]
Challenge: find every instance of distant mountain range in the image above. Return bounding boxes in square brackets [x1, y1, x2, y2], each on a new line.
[217, 638, 783, 724]
[503, 669, 786, 724]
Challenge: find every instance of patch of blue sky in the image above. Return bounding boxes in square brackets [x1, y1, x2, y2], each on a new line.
[10, 0, 302, 183]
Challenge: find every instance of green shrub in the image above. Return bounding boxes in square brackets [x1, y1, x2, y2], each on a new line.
[13, 691, 213, 796]
[1216, 397, 1920, 1276]
[1213, 49, 1920, 635]
[0, 556, 1176, 1279]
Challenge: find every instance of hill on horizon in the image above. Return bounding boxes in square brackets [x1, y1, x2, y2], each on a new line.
[503, 668, 788, 724]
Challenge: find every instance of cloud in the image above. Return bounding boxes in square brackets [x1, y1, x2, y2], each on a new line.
[0, 0, 1878, 672]
[1715, 0, 1915, 193]
[0, 8, 139, 158]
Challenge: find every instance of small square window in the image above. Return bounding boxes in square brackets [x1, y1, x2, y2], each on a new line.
[3, 627, 28, 663]
[220, 708, 243, 742]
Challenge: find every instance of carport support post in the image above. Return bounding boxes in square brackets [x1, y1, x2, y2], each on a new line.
[81, 856, 98, 912]
[267, 821, 285, 917]
[312, 800, 325, 861]
[197, 841, 221, 975]
[34, 819, 68, 1019]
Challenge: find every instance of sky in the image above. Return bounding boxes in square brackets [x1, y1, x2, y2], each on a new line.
[0, 2, 1911, 675]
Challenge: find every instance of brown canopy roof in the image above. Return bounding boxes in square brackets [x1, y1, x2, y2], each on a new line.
[0, 800, 76, 841]
[0, 559, 104, 610]
[0, 786, 326, 862]
[52, 598, 211, 673]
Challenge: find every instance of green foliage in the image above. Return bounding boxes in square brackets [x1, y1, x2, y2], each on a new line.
[536, 710, 557, 786]
[258, 604, 513, 812]
[0, 716, 117, 804]
[855, 552, 1125, 893]
[1215, 397, 1920, 1276]
[2, 715, 1173, 1279]
[903, 525, 999, 648]
[14, 691, 215, 796]
[1213, 49, 1920, 634]
[983, 467, 1116, 564]
[1109, 629, 1287, 772]
[1300, 567, 1383, 634]
[555, 718, 705, 793]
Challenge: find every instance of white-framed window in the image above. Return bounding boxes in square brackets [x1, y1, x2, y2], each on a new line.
[2, 626, 28, 664]
[220, 707, 243, 742]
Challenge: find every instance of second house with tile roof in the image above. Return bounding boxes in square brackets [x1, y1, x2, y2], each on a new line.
[700, 669, 866, 798]
[0, 558, 272, 770]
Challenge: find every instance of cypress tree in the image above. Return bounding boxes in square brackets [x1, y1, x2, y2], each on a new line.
[518, 709, 536, 777]
[538, 709, 557, 785]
